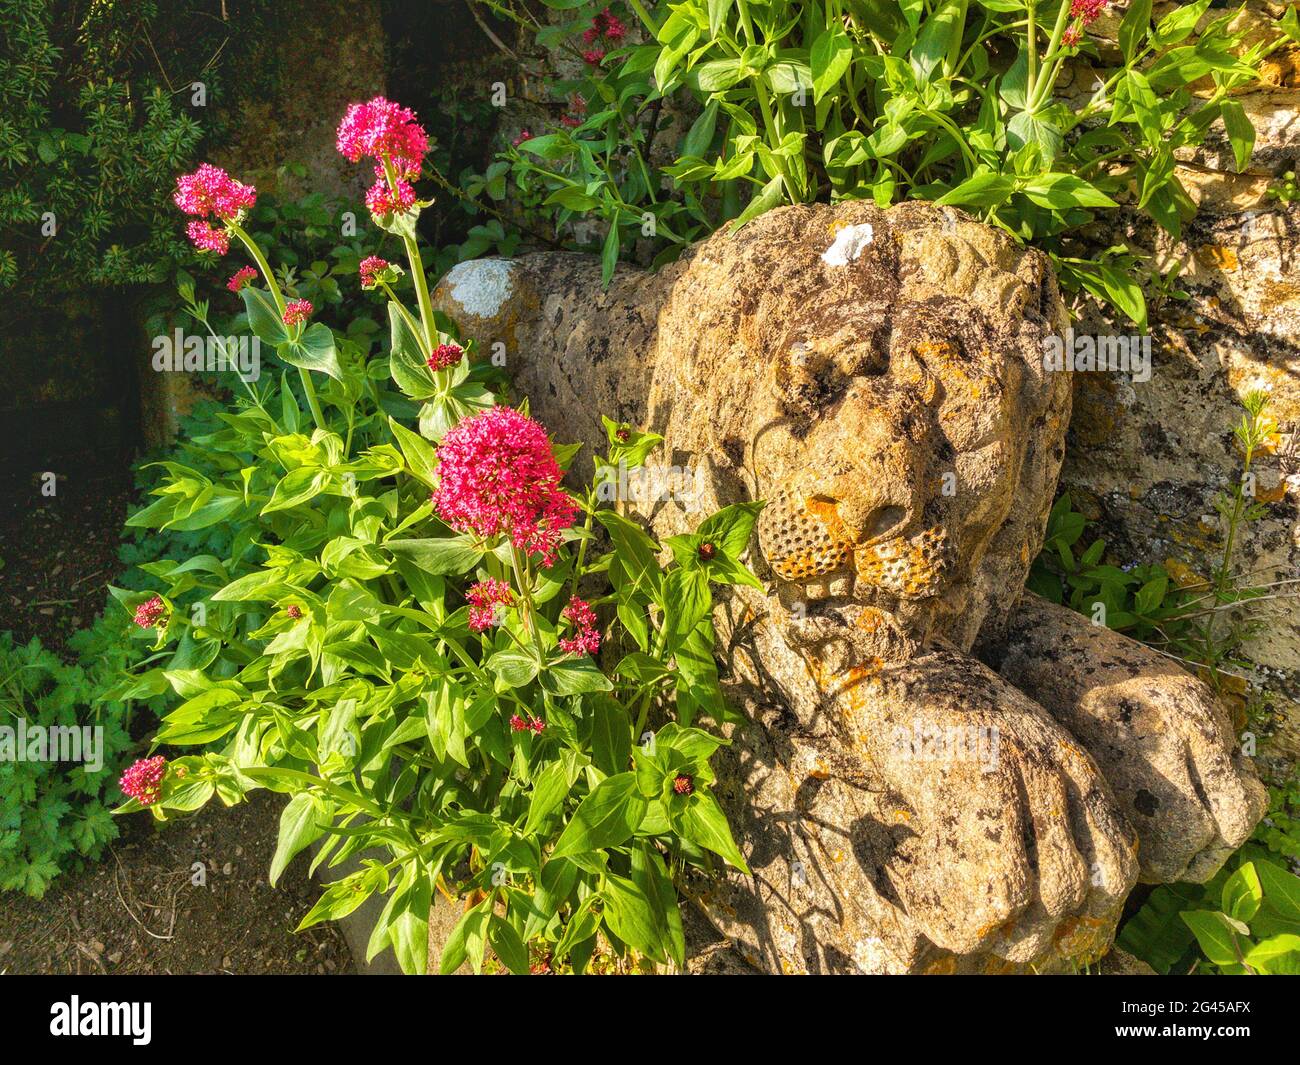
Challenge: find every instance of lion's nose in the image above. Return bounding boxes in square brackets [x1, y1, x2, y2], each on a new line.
[837, 499, 908, 544]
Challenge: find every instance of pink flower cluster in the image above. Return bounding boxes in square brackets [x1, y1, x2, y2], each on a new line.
[337, 96, 429, 166]
[1063, 0, 1106, 45]
[336, 97, 429, 217]
[510, 714, 545, 734]
[227, 266, 257, 293]
[174, 164, 256, 255]
[366, 176, 417, 216]
[511, 129, 533, 148]
[432, 407, 578, 566]
[359, 255, 390, 289]
[581, 7, 626, 64]
[558, 595, 601, 656]
[133, 594, 166, 629]
[174, 163, 257, 219]
[466, 578, 514, 632]
[120, 756, 167, 806]
[282, 299, 313, 327]
[428, 342, 464, 372]
[187, 220, 231, 255]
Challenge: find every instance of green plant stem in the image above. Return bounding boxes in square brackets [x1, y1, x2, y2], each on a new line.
[231, 222, 326, 432]
[510, 545, 547, 665]
[381, 157, 437, 349]
[1028, 0, 1075, 112]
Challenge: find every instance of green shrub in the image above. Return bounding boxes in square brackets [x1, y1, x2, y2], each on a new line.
[468, 0, 1296, 317]
[0, 627, 136, 897]
[0, 0, 273, 291]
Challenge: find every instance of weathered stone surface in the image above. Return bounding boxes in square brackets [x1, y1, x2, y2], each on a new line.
[982, 591, 1268, 884]
[433, 202, 1265, 973]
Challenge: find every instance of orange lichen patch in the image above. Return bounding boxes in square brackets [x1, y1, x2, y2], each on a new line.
[1051, 914, 1113, 962]
[855, 607, 889, 633]
[1256, 481, 1289, 504]
[1163, 557, 1206, 590]
[772, 545, 852, 581]
[856, 528, 951, 596]
[923, 955, 959, 975]
[1194, 245, 1238, 272]
[914, 339, 980, 400]
[982, 956, 1021, 975]
[1254, 429, 1283, 456]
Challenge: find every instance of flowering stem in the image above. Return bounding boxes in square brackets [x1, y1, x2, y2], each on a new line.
[1028, 0, 1077, 113]
[231, 223, 326, 433]
[403, 233, 437, 349]
[566, 485, 598, 603]
[510, 545, 547, 665]
[381, 156, 438, 350]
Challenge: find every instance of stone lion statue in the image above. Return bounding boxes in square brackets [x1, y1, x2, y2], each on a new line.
[431, 202, 1267, 974]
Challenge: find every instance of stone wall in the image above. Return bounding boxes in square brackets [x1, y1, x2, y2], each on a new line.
[1058, 3, 1300, 769]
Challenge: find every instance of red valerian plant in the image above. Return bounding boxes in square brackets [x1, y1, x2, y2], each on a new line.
[114, 98, 758, 975]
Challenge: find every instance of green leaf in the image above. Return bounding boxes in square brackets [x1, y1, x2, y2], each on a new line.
[525, 761, 573, 835]
[388, 302, 437, 399]
[440, 898, 491, 974]
[1257, 860, 1300, 927]
[487, 649, 540, 689]
[279, 322, 343, 381]
[385, 535, 485, 576]
[697, 501, 764, 559]
[661, 567, 712, 653]
[910, 0, 965, 82]
[706, 0, 733, 36]
[811, 26, 853, 103]
[601, 872, 668, 962]
[489, 914, 530, 974]
[263, 466, 328, 513]
[678, 792, 748, 872]
[681, 100, 719, 158]
[1221, 862, 1263, 924]
[388, 416, 439, 488]
[1006, 111, 1062, 161]
[587, 695, 633, 777]
[601, 222, 620, 287]
[595, 510, 661, 597]
[1020, 174, 1117, 210]
[240, 288, 289, 347]
[1180, 909, 1244, 967]
[935, 172, 1015, 209]
[551, 773, 647, 859]
[1153, 0, 1211, 47]
[542, 656, 614, 695]
[544, 186, 599, 212]
[730, 174, 785, 231]
[297, 869, 382, 930]
[270, 793, 327, 886]
[1219, 99, 1255, 174]
[1119, 0, 1153, 62]
[1244, 934, 1300, 974]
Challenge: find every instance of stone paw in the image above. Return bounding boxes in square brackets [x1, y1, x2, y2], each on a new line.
[986, 592, 1269, 883]
[844, 647, 1140, 965]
